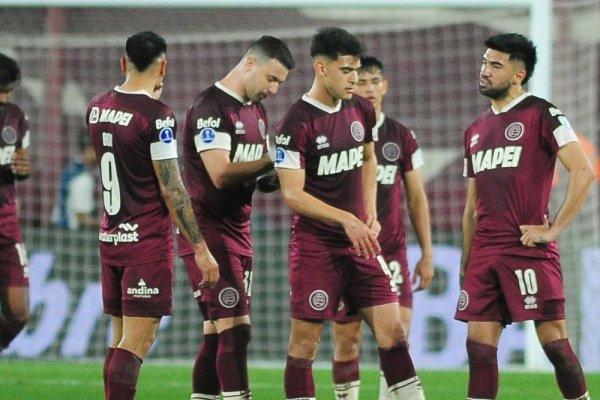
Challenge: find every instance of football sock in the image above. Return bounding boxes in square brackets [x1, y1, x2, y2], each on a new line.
[378, 342, 424, 400]
[466, 339, 498, 399]
[105, 348, 142, 400]
[542, 338, 588, 399]
[284, 355, 315, 399]
[192, 333, 220, 396]
[332, 357, 360, 400]
[216, 324, 251, 393]
[103, 347, 116, 392]
[0, 318, 22, 349]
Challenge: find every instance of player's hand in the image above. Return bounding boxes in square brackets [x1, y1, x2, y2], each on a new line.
[365, 213, 381, 238]
[519, 215, 555, 247]
[412, 255, 434, 292]
[11, 150, 31, 178]
[341, 214, 380, 259]
[194, 244, 219, 288]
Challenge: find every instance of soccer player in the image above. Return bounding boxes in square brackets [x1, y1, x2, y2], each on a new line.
[275, 27, 425, 400]
[455, 33, 594, 400]
[86, 31, 219, 400]
[177, 36, 294, 400]
[0, 52, 31, 353]
[331, 56, 434, 400]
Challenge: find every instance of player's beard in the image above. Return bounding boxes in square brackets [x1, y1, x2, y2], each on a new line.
[479, 80, 510, 100]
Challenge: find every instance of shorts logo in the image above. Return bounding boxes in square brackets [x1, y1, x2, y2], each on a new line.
[504, 122, 524, 141]
[219, 287, 240, 308]
[457, 289, 469, 311]
[524, 295, 538, 310]
[127, 279, 159, 299]
[159, 127, 174, 144]
[309, 290, 328, 311]
[2, 127, 17, 144]
[200, 127, 216, 144]
[382, 142, 400, 162]
[350, 121, 365, 142]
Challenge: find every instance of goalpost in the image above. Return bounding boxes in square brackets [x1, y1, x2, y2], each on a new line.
[1, 0, 599, 373]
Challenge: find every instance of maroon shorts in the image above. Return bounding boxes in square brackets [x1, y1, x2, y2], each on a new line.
[455, 253, 565, 325]
[335, 248, 412, 323]
[181, 250, 252, 321]
[0, 243, 29, 287]
[289, 240, 398, 321]
[102, 258, 174, 318]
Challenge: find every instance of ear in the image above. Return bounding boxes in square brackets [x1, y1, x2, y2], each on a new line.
[382, 78, 389, 96]
[314, 59, 326, 77]
[120, 56, 127, 75]
[159, 58, 167, 77]
[243, 55, 256, 72]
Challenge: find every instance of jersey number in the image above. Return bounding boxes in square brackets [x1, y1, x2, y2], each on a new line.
[377, 255, 399, 294]
[515, 268, 538, 295]
[100, 152, 121, 215]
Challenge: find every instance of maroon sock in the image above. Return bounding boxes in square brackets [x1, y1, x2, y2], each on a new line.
[105, 348, 143, 400]
[103, 347, 116, 394]
[216, 324, 251, 392]
[378, 342, 417, 387]
[0, 318, 23, 349]
[193, 333, 220, 395]
[543, 338, 588, 399]
[466, 339, 498, 399]
[285, 355, 315, 398]
[332, 357, 360, 384]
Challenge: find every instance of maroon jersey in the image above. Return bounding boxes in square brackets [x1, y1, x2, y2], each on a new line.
[374, 113, 423, 254]
[464, 94, 578, 258]
[86, 87, 179, 266]
[275, 94, 376, 247]
[178, 83, 269, 257]
[0, 102, 30, 245]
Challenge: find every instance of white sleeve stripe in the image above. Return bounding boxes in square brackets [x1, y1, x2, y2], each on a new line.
[194, 130, 231, 152]
[21, 131, 31, 149]
[553, 125, 578, 147]
[150, 139, 178, 160]
[275, 150, 301, 169]
[411, 148, 424, 169]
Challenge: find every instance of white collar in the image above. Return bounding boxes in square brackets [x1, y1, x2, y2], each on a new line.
[491, 92, 531, 114]
[215, 81, 252, 105]
[114, 86, 152, 98]
[301, 94, 342, 114]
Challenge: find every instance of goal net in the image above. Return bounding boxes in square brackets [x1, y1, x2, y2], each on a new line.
[1, 0, 599, 371]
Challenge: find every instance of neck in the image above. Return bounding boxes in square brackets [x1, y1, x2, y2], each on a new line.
[306, 79, 340, 108]
[119, 74, 156, 95]
[491, 86, 526, 111]
[220, 65, 248, 101]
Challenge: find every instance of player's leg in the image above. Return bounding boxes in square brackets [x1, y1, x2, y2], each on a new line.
[213, 315, 252, 400]
[0, 243, 30, 351]
[377, 306, 412, 400]
[332, 319, 362, 400]
[285, 318, 324, 400]
[537, 319, 589, 400]
[464, 321, 502, 400]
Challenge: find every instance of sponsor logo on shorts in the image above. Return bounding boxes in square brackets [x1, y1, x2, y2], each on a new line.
[309, 290, 329, 311]
[219, 287, 240, 308]
[457, 289, 469, 311]
[127, 279, 159, 299]
[350, 121, 365, 142]
[524, 295, 538, 310]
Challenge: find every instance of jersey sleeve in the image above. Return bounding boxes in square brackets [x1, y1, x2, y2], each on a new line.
[17, 112, 30, 150]
[463, 127, 475, 178]
[401, 128, 423, 172]
[542, 103, 578, 152]
[188, 96, 232, 154]
[274, 105, 307, 170]
[149, 104, 178, 161]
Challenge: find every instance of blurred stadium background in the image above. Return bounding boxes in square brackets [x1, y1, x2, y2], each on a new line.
[0, 0, 599, 376]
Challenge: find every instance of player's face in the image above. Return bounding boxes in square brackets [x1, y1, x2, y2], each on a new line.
[0, 82, 17, 103]
[355, 68, 387, 111]
[322, 55, 361, 101]
[479, 49, 522, 100]
[245, 58, 289, 103]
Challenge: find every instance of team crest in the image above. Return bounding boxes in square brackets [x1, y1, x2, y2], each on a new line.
[504, 122, 524, 141]
[219, 287, 240, 308]
[309, 290, 328, 311]
[382, 142, 400, 162]
[1, 126, 17, 144]
[350, 121, 365, 142]
[258, 118, 266, 139]
[457, 290, 469, 311]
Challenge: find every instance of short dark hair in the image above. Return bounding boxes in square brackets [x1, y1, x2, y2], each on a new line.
[0, 52, 21, 87]
[484, 33, 537, 85]
[125, 31, 167, 73]
[310, 27, 364, 60]
[359, 56, 384, 74]
[247, 35, 295, 70]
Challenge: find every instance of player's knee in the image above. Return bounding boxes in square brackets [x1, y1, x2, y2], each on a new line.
[543, 338, 580, 370]
[466, 339, 497, 365]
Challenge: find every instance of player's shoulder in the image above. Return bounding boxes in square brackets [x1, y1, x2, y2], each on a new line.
[348, 94, 374, 112]
[2, 102, 25, 118]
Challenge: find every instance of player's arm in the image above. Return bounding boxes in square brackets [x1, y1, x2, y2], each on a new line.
[202, 150, 273, 189]
[152, 158, 219, 287]
[11, 148, 31, 180]
[404, 168, 434, 290]
[362, 142, 380, 236]
[519, 141, 595, 247]
[278, 167, 380, 258]
[460, 178, 477, 284]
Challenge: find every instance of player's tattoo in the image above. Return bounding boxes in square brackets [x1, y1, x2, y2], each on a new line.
[155, 159, 204, 244]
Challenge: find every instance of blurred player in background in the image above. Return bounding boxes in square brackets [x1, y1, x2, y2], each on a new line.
[0, 52, 31, 353]
[86, 31, 218, 400]
[455, 33, 594, 400]
[275, 27, 425, 400]
[177, 35, 294, 400]
[331, 56, 434, 400]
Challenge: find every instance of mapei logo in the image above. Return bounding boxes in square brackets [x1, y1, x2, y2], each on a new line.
[316, 135, 329, 150]
[155, 116, 175, 130]
[127, 279, 159, 299]
[317, 146, 364, 176]
[471, 146, 522, 174]
[197, 117, 220, 129]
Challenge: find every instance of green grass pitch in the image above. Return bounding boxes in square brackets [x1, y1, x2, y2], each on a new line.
[1, 359, 598, 399]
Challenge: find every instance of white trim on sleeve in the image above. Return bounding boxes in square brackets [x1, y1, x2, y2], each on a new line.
[150, 139, 178, 160]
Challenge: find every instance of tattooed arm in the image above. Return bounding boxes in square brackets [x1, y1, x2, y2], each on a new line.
[153, 158, 219, 287]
